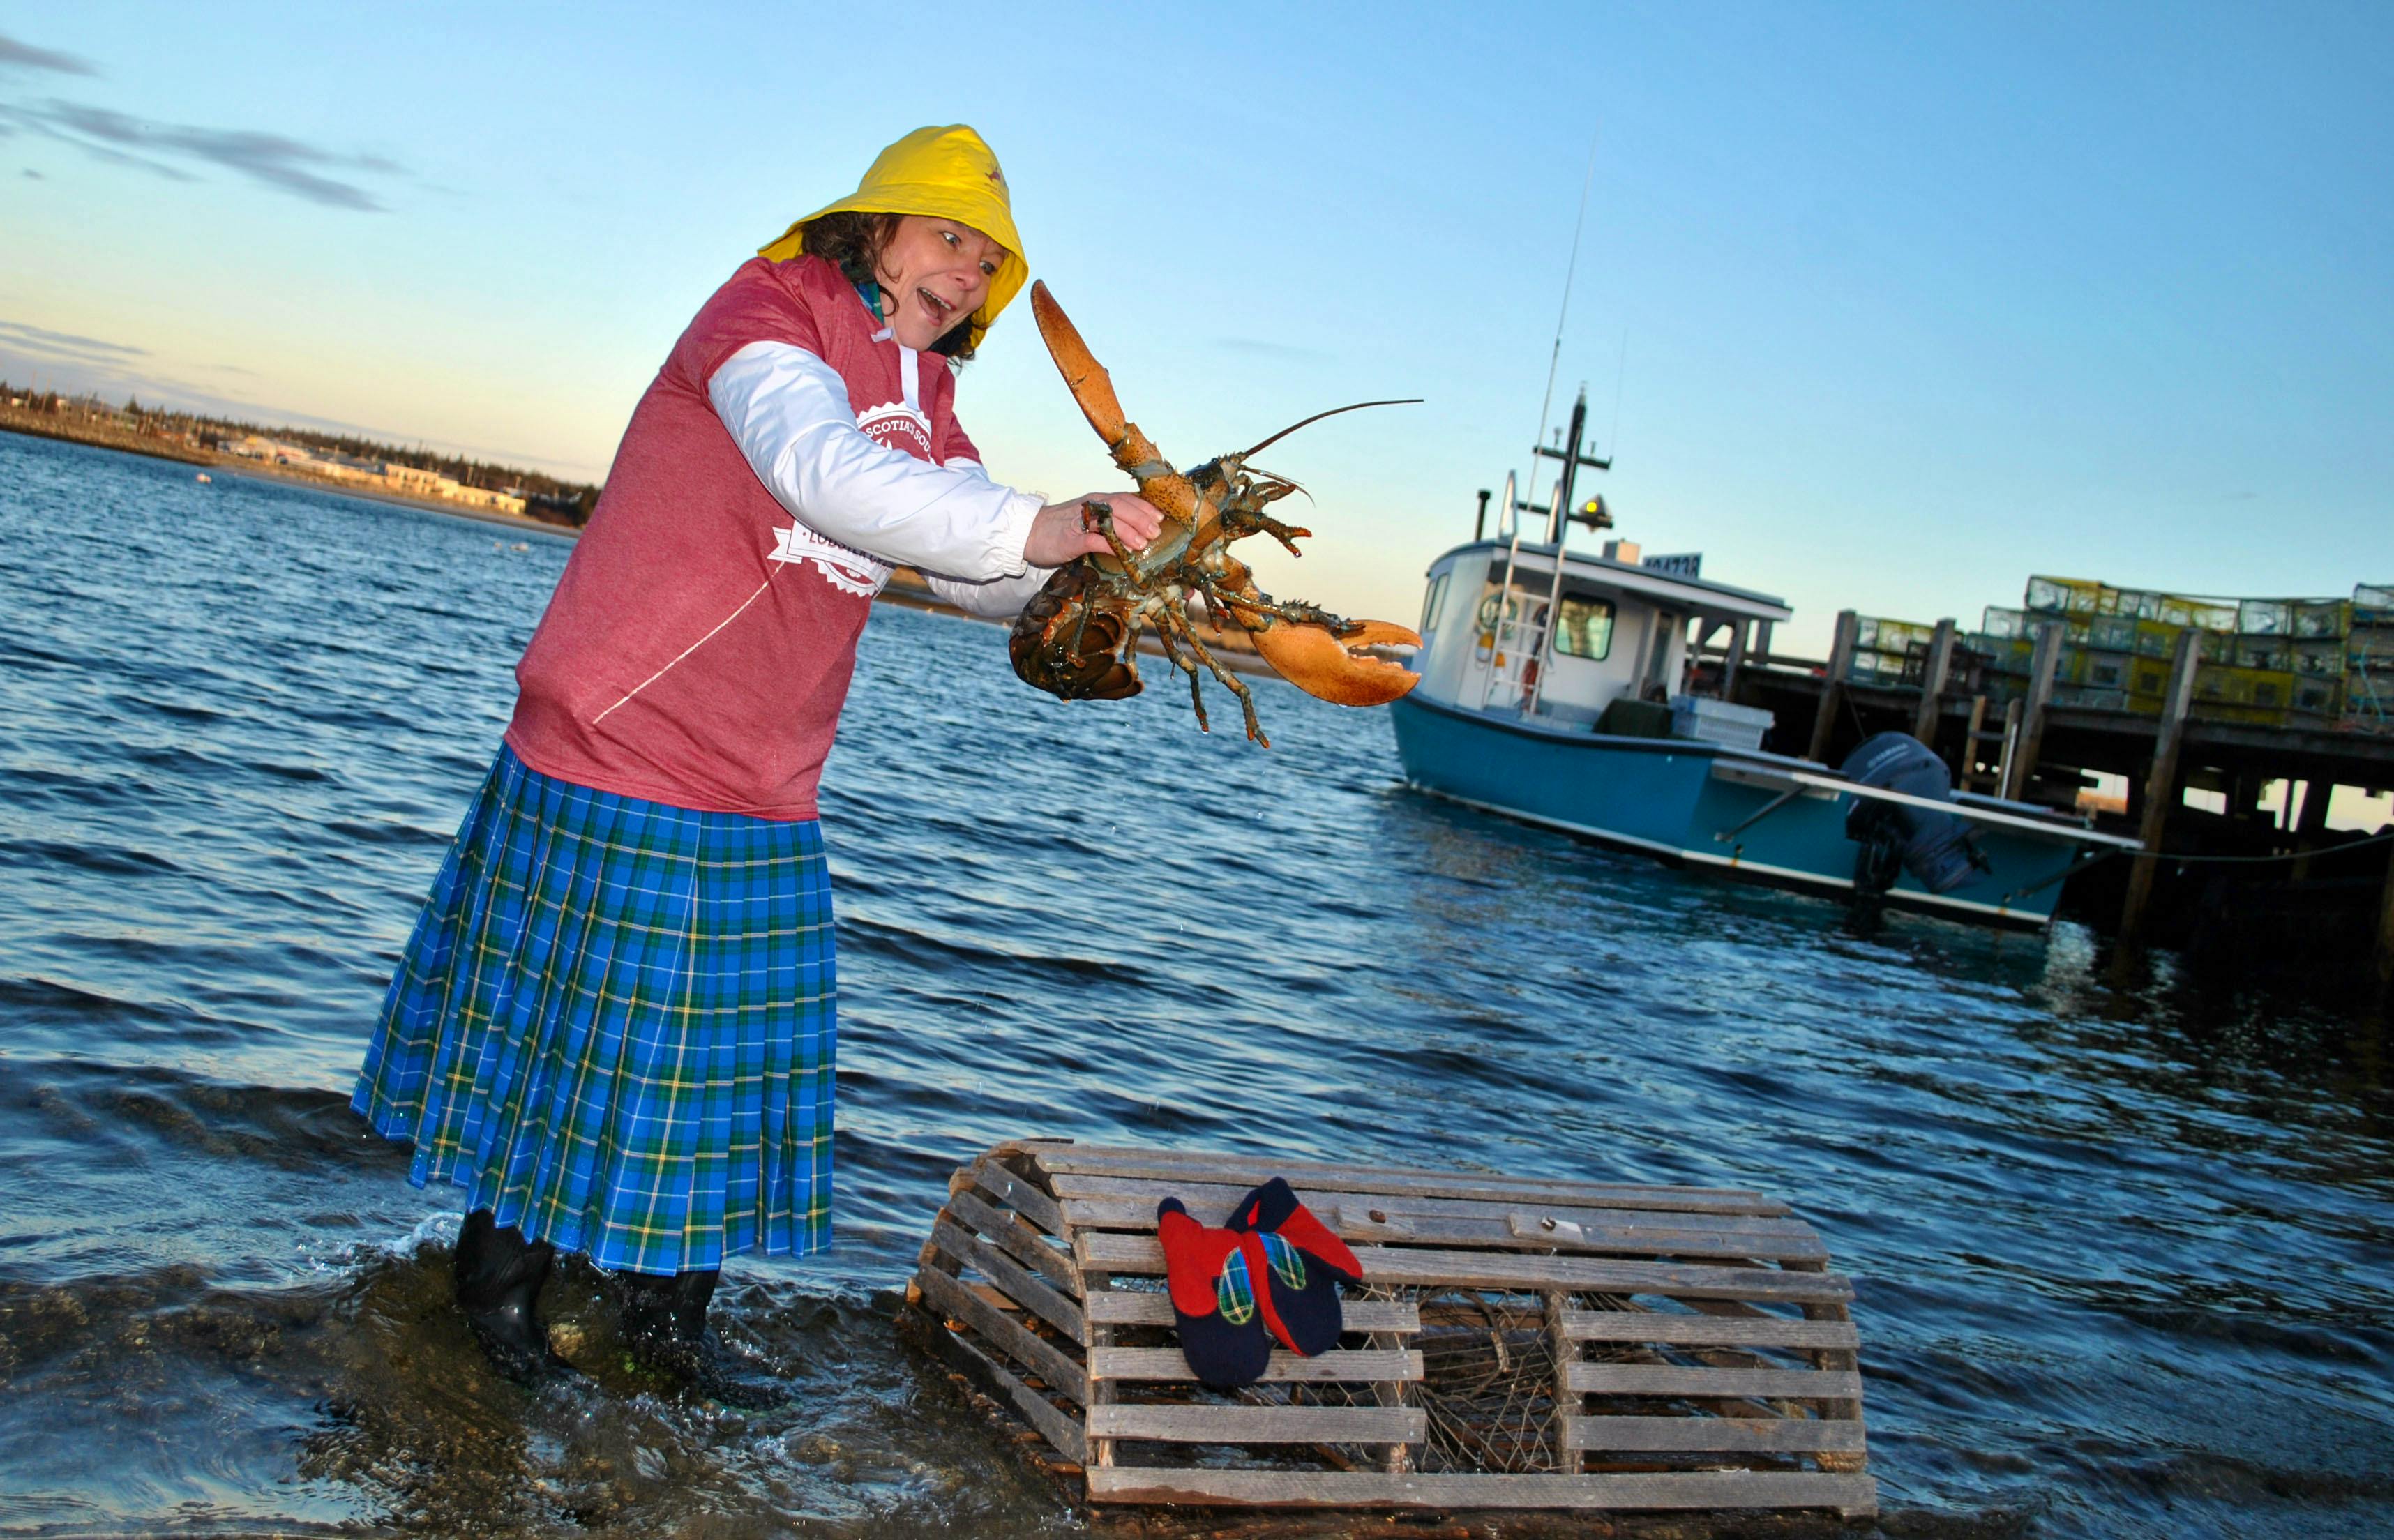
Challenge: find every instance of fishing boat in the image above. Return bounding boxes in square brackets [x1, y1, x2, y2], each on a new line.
[1388, 391, 2138, 930]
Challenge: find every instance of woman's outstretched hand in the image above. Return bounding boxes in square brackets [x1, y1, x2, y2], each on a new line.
[1024, 493, 1166, 567]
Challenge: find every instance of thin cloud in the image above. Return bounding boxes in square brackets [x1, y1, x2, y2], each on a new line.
[0, 33, 97, 76]
[1217, 336, 1334, 363]
[0, 106, 194, 181]
[0, 319, 151, 364]
[0, 100, 400, 210]
[0, 322, 594, 478]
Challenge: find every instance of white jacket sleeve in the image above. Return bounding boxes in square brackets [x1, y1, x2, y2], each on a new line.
[707, 340, 1046, 581]
[916, 459, 1060, 618]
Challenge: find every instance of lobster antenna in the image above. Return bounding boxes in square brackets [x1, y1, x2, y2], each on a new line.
[1240, 398, 1422, 460]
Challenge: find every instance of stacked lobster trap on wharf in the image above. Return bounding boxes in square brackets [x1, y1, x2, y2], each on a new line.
[905, 1141, 1876, 1522]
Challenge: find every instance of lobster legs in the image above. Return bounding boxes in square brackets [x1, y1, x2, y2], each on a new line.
[1086, 499, 1270, 744]
[1150, 605, 1269, 746]
[1009, 281, 1424, 742]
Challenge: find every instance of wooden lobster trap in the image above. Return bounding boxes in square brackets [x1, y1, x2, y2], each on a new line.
[906, 1140, 1876, 1521]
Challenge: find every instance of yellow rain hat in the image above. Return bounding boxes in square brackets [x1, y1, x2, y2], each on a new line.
[759, 125, 1025, 349]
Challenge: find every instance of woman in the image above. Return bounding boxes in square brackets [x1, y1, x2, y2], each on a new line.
[352, 126, 1162, 1382]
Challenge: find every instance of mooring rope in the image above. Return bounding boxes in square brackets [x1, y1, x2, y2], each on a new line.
[2115, 827, 2394, 865]
[1994, 826, 2393, 904]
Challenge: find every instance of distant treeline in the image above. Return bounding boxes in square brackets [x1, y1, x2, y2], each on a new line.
[0, 382, 603, 525]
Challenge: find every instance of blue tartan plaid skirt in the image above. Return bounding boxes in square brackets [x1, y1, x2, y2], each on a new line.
[352, 746, 836, 1273]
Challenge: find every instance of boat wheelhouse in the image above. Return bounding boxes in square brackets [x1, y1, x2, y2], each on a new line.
[1410, 537, 1791, 735]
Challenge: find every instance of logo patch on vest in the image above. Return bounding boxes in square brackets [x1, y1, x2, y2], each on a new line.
[764, 398, 935, 597]
[856, 401, 933, 458]
[767, 522, 889, 596]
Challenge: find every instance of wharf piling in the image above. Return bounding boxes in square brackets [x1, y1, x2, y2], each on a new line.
[2007, 623, 2064, 802]
[1911, 619, 1957, 744]
[2380, 869, 2394, 1003]
[1807, 611, 1859, 764]
[2114, 628, 2204, 969]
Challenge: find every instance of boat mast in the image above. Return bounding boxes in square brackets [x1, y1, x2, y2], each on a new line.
[1529, 391, 1587, 714]
[1517, 387, 1616, 714]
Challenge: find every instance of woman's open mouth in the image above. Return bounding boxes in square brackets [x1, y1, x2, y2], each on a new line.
[915, 289, 956, 326]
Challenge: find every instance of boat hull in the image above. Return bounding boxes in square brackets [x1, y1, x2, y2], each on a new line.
[1390, 693, 2100, 930]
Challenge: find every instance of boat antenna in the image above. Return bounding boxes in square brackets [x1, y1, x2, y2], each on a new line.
[1608, 325, 1628, 465]
[1530, 133, 1599, 472]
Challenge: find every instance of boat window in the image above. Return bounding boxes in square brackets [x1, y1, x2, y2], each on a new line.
[1554, 596, 1615, 660]
[1420, 573, 1450, 633]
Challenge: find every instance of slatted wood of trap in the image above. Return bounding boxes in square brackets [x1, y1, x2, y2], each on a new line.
[906, 1141, 1876, 1518]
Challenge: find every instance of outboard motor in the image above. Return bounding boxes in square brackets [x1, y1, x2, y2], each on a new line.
[1838, 732, 1989, 897]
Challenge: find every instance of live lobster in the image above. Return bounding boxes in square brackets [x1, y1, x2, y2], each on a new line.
[1007, 282, 1422, 747]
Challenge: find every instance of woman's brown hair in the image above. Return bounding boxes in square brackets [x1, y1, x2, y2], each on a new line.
[798, 211, 978, 361]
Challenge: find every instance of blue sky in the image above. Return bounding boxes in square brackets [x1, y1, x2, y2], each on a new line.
[2, 2, 2387, 650]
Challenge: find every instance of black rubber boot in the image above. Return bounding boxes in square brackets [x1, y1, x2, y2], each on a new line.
[617, 1266, 771, 1401]
[619, 1267, 717, 1371]
[453, 1208, 565, 1383]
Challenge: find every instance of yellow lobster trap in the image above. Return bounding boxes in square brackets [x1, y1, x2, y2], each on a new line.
[905, 1140, 1876, 1521]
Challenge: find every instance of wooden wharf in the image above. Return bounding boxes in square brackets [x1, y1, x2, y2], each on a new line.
[906, 1140, 1876, 1525]
[1693, 612, 2394, 1004]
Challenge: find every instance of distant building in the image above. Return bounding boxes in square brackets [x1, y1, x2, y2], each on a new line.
[222, 434, 308, 461]
[216, 437, 526, 517]
[378, 460, 522, 513]
[382, 462, 446, 494]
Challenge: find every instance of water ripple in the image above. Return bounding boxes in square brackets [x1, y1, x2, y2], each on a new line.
[0, 430, 2388, 1537]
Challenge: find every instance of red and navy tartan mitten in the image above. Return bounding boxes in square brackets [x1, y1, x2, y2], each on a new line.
[1156, 1198, 1272, 1389]
[1224, 1177, 1363, 1357]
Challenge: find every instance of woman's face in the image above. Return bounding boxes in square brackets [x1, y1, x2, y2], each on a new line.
[873, 216, 1004, 350]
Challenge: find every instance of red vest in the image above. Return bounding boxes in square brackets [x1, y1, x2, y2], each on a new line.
[506, 256, 981, 819]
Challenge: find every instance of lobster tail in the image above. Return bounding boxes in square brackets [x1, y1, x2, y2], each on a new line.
[1011, 566, 1143, 701]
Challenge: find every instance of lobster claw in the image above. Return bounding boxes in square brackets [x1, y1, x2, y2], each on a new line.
[1249, 619, 1422, 707]
[1030, 280, 1132, 446]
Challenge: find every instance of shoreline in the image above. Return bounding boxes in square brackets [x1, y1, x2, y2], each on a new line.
[0, 410, 214, 467]
[1, 414, 584, 537]
[213, 460, 585, 538]
[5, 414, 1275, 672]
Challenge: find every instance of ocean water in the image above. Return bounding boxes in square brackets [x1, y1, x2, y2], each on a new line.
[0, 428, 2388, 1539]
